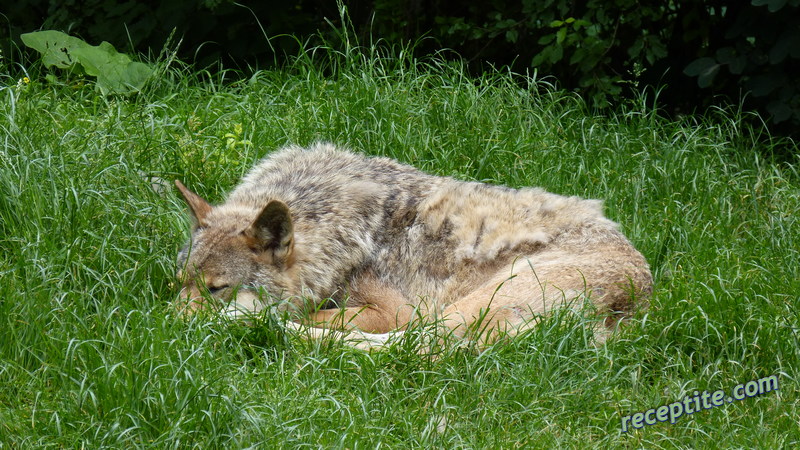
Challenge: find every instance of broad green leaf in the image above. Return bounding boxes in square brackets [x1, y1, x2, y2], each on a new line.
[751, 0, 788, 12]
[72, 41, 152, 94]
[506, 29, 519, 43]
[538, 34, 556, 45]
[715, 47, 737, 64]
[685, 57, 721, 88]
[549, 44, 564, 64]
[556, 27, 567, 44]
[697, 64, 720, 88]
[683, 57, 717, 77]
[21, 30, 90, 70]
[767, 100, 792, 123]
[749, 72, 784, 96]
[769, 30, 800, 64]
[21, 30, 153, 95]
[572, 20, 591, 30]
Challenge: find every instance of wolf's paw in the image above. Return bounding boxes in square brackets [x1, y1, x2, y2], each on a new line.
[283, 321, 405, 351]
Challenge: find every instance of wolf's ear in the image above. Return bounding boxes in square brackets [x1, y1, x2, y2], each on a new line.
[246, 200, 294, 265]
[175, 180, 212, 228]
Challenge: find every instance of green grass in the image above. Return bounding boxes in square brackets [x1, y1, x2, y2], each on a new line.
[1, 41, 798, 448]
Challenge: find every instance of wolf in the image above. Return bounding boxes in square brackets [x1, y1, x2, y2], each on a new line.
[175, 143, 652, 349]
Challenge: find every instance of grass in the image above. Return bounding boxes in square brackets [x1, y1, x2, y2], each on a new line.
[1, 39, 799, 448]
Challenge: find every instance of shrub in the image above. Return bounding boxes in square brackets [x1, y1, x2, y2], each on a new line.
[3, 0, 799, 139]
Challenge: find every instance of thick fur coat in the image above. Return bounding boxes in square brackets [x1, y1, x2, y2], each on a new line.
[176, 143, 652, 347]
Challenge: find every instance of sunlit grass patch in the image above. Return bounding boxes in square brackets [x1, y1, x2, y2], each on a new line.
[1, 37, 798, 447]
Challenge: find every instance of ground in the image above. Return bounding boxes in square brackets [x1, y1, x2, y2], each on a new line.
[0, 45, 798, 447]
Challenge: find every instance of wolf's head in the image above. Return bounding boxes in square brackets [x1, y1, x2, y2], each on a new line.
[174, 180, 300, 313]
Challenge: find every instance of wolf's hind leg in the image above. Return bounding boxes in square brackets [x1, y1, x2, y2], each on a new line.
[438, 251, 640, 346]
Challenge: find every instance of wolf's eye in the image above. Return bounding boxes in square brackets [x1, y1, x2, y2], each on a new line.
[207, 285, 230, 295]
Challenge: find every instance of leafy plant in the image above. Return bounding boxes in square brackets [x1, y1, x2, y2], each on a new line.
[5, 1, 800, 139]
[21, 30, 153, 94]
[683, 0, 800, 125]
[408, 1, 673, 108]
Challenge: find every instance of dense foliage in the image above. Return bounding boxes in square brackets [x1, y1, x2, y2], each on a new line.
[362, 0, 800, 135]
[3, 1, 799, 136]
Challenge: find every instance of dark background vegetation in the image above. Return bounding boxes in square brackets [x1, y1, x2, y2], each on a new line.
[2, 0, 799, 144]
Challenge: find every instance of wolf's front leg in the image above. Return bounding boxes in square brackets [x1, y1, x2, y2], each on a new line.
[304, 273, 416, 334]
[284, 321, 404, 351]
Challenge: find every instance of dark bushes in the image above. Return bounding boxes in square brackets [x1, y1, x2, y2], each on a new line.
[3, 0, 799, 138]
